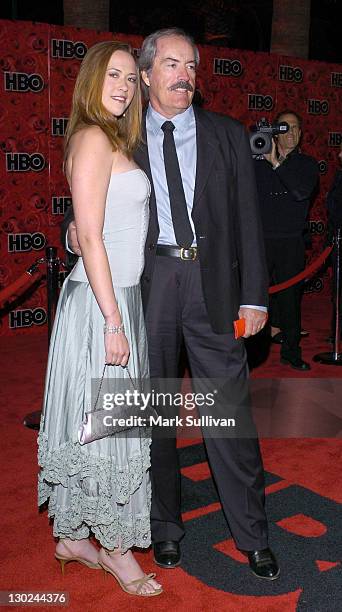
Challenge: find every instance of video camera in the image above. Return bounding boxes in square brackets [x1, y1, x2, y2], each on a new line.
[249, 118, 289, 156]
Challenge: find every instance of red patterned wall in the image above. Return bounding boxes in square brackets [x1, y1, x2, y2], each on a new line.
[0, 20, 341, 336]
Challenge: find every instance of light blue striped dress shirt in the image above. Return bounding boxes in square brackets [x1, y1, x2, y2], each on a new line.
[146, 104, 197, 246]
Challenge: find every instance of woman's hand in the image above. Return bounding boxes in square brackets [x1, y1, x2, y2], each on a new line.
[104, 332, 130, 367]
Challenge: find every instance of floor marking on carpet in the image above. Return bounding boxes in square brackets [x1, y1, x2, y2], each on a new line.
[276, 513, 327, 537]
[213, 539, 248, 564]
[315, 560, 341, 572]
[182, 502, 222, 522]
[181, 461, 211, 481]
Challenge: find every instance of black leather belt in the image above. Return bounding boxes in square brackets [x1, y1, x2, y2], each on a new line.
[156, 245, 198, 260]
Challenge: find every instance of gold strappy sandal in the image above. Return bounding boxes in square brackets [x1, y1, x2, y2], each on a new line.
[99, 550, 163, 597]
[55, 541, 101, 574]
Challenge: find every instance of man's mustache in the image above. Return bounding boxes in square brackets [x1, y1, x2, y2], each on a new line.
[169, 80, 194, 92]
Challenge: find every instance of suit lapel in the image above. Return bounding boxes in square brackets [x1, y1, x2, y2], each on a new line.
[134, 113, 152, 180]
[193, 106, 220, 210]
[134, 111, 158, 228]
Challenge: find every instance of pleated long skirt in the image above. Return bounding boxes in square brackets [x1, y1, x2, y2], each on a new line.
[38, 278, 151, 551]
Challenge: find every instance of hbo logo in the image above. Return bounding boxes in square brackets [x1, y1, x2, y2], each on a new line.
[213, 58, 243, 77]
[307, 99, 329, 115]
[304, 277, 323, 294]
[278, 65, 303, 82]
[309, 220, 325, 235]
[4, 72, 44, 92]
[51, 39, 87, 59]
[329, 133, 342, 147]
[9, 308, 47, 329]
[6, 153, 45, 172]
[318, 160, 328, 174]
[8, 232, 46, 252]
[248, 94, 273, 111]
[331, 72, 342, 87]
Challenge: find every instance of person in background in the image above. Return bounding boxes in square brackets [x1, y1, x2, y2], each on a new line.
[255, 110, 318, 370]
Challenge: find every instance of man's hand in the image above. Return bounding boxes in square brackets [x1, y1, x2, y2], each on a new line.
[238, 307, 267, 338]
[263, 138, 278, 167]
[68, 220, 82, 256]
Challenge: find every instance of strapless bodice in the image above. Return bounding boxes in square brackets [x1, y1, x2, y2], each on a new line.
[68, 169, 150, 287]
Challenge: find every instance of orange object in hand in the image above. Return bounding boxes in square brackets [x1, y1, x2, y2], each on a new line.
[233, 318, 245, 339]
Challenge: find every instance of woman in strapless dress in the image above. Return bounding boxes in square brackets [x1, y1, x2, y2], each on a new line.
[38, 41, 162, 597]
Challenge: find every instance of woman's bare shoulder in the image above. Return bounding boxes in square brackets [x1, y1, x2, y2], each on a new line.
[66, 126, 112, 182]
[69, 125, 111, 152]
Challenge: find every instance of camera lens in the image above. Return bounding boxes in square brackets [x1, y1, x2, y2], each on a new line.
[255, 137, 266, 149]
[249, 129, 272, 155]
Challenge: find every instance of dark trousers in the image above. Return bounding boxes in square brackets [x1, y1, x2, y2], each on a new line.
[145, 255, 268, 551]
[265, 236, 305, 361]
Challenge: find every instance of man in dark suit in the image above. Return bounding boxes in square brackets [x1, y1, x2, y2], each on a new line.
[63, 28, 279, 580]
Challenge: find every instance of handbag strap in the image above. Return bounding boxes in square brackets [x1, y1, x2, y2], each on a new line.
[92, 364, 136, 411]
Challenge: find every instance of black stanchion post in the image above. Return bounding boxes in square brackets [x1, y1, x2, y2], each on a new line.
[313, 228, 342, 365]
[46, 246, 59, 343]
[333, 228, 341, 360]
[23, 246, 60, 429]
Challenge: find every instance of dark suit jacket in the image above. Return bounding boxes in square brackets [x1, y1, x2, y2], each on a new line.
[61, 106, 268, 334]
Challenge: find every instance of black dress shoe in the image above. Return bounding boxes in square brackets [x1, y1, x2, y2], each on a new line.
[300, 328, 309, 337]
[280, 356, 311, 370]
[271, 332, 284, 344]
[153, 541, 181, 568]
[247, 548, 280, 580]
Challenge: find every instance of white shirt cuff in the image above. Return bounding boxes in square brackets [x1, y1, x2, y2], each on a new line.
[240, 305, 268, 313]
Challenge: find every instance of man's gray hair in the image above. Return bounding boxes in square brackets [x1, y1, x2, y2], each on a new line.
[139, 28, 200, 99]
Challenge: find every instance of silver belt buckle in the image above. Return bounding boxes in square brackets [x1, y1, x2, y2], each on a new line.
[180, 247, 197, 260]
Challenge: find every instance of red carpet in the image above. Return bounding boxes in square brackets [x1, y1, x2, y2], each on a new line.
[1, 294, 341, 611]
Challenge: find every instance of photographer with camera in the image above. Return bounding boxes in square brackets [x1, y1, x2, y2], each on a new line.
[254, 110, 318, 370]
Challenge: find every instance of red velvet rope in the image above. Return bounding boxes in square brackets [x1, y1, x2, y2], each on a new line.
[0, 269, 42, 306]
[269, 245, 333, 294]
[0, 245, 334, 307]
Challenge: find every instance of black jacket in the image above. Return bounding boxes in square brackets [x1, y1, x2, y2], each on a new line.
[254, 147, 318, 238]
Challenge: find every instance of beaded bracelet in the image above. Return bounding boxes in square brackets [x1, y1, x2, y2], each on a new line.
[103, 322, 125, 334]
